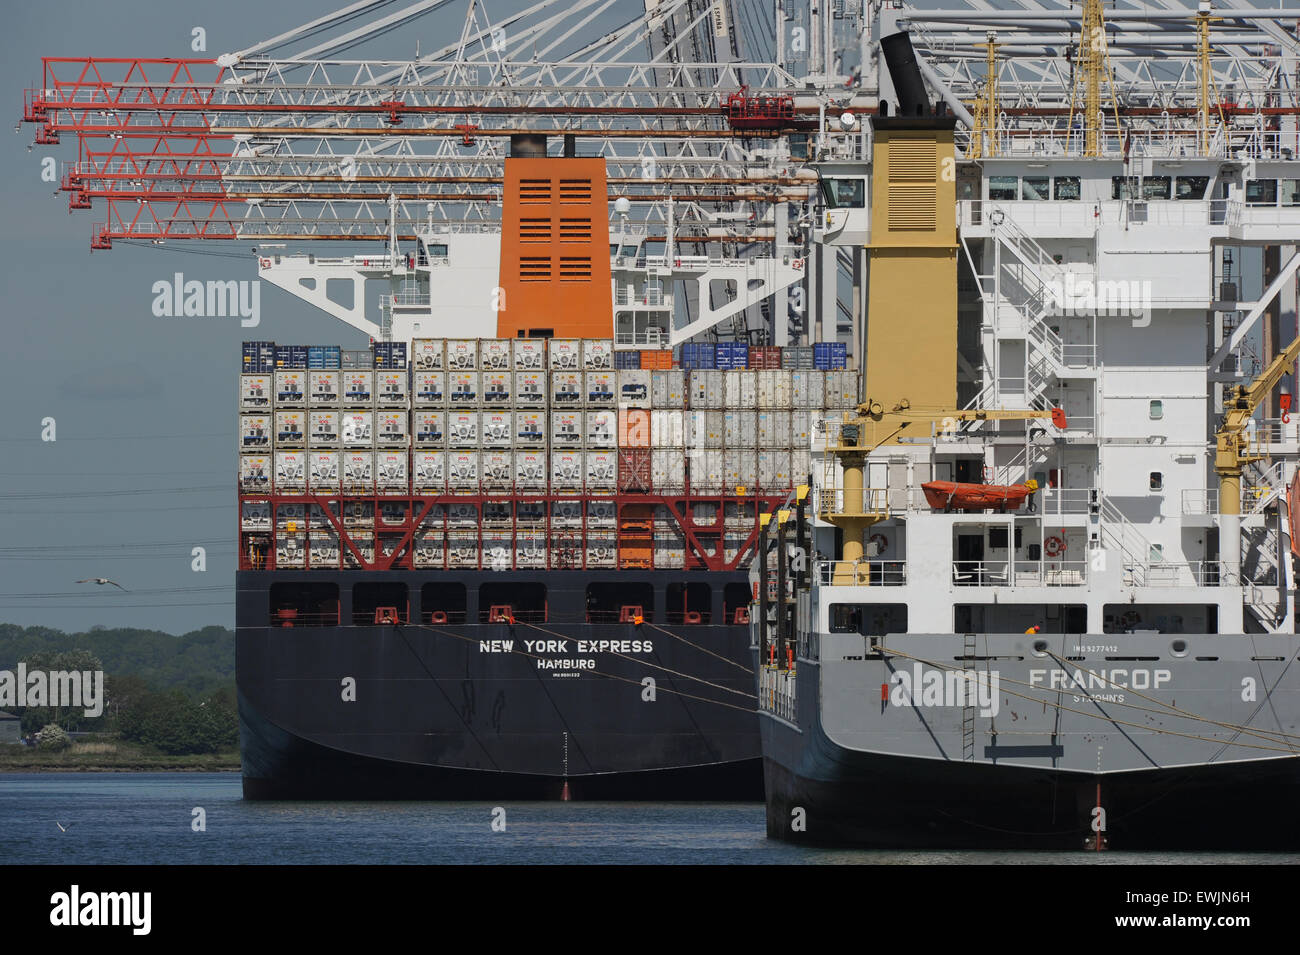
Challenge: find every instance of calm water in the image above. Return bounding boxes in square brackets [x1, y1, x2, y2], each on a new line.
[1, 773, 1295, 865]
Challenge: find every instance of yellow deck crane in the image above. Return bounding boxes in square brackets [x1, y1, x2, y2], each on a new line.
[1214, 331, 1300, 579]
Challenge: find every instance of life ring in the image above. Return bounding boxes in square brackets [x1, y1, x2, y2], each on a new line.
[1044, 535, 1066, 558]
[792, 258, 805, 270]
[259, 257, 271, 269]
[869, 533, 888, 554]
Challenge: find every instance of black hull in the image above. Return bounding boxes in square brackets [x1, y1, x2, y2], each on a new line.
[762, 663, 1300, 850]
[237, 569, 763, 800]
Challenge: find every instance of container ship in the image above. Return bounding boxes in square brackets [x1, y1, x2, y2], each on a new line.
[234, 142, 863, 797]
[755, 25, 1300, 849]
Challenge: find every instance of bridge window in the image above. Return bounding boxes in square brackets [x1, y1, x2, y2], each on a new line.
[1282, 179, 1300, 206]
[1175, 176, 1209, 200]
[1142, 176, 1171, 200]
[586, 581, 653, 623]
[269, 582, 339, 628]
[1021, 176, 1049, 200]
[1053, 176, 1080, 200]
[665, 582, 711, 625]
[1149, 471, 1163, 491]
[1111, 176, 1139, 200]
[830, 603, 907, 635]
[1246, 179, 1277, 205]
[352, 582, 408, 626]
[479, 581, 547, 623]
[422, 582, 466, 625]
[988, 176, 1017, 201]
[821, 178, 865, 209]
[1103, 603, 1217, 633]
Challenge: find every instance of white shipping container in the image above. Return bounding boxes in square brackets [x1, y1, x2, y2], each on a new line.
[792, 370, 825, 409]
[341, 370, 374, 406]
[651, 410, 685, 447]
[723, 449, 757, 489]
[307, 370, 340, 406]
[514, 451, 548, 490]
[513, 338, 547, 370]
[276, 533, 307, 568]
[446, 412, 479, 449]
[724, 370, 758, 409]
[341, 451, 375, 494]
[551, 500, 583, 527]
[273, 410, 306, 446]
[341, 500, 374, 527]
[551, 451, 584, 490]
[757, 370, 792, 409]
[758, 449, 792, 489]
[375, 370, 409, 406]
[585, 535, 617, 568]
[378, 502, 408, 526]
[513, 371, 546, 407]
[412, 410, 445, 447]
[791, 449, 812, 486]
[517, 501, 546, 526]
[481, 369, 512, 406]
[240, 500, 271, 531]
[651, 370, 685, 408]
[239, 413, 272, 450]
[689, 449, 725, 492]
[446, 339, 478, 370]
[239, 374, 273, 410]
[412, 371, 446, 407]
[686, 410, 724, 449]
[723, 532, 750, 565]
[309, 529, 340, 568]
[239, 454, 272, 493]
[308, 451, 340, 491]
[724, 410, 757, 448]
[514, 410, 546, 448]
[551, 370, 582, 406]
[480, 451, 514, 491]
[446, 451, 479, 491]
[343, 532, 375, 569]
[693, 502, 719, 526]
[584, 409, 616, 448]
[790, 411, 815, 450]
[447, 502, 479, 525]
[275, 502, 307, 529]
[689, 369, 725, 409]
[652, 449, 686, 489]
[411, 338, 445, 370]
[308, 410, 340, 448]
[309, 502, 340, 529]
[479, 338, 512, 370]
[653, 532, 686, 570]
[480, 412, 513, 449]
[448, 371, 480, 407]
[583, 339, 613, 369]
[585, 450, 617, 492]
[617, 369, 651, 408]
[549, 339, 582, 370]
[550, 410, 583, 448]
[341, 410, 374, 448]
[375, 451, 409, 494]
[515, 528, 547, 568]
[482, 533, 513, 571]
[446, 531, 478, 568]
[412, 451, 446, 493]
[412, 529, 445, 569]
[758, 410, 791, 448]
[274, 450, 307, 494]
[274, 370, 307, 406]
[826, 370, 859, 408]
[587, 500, 616, 527]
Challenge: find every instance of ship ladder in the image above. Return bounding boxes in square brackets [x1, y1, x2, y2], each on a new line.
[961, 632, 977, 762]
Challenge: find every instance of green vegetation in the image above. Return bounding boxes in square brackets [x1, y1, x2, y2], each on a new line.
[0, 624, 238, 769]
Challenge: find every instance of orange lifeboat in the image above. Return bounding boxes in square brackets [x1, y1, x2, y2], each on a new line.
[922, 479, 1039, 512]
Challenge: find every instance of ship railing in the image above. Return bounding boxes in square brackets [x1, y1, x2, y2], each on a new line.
[758, 665, 797, 723]
[1125, 560, 1232, 588]
[1209, 199, 1242, 227]
[614, 286, 666, 306]
[613, 329, 669, 346]
[1036, 488, 1092, 515]
[953, 560, 1011, 586]
[385, 289, 431, 307]
[815, 560, 906, 586]
[954, 560, 1087, 587]
[268, 609, 341, 628]
[1181, 489, 1220, 516]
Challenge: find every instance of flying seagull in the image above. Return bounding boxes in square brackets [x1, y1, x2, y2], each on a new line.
[75, 578, 127, 591]
[55, 821, 71, 832]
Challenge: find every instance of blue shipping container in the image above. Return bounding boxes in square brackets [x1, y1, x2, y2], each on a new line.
[680, 342, 716, 369]
[242, 341, 276, 372]
[373, 341, 408, 369]
[614, 350, 641, 369]
[814, 342, 847, 370]
[308, 345, 342, 369]
[715, 342, 750, 369]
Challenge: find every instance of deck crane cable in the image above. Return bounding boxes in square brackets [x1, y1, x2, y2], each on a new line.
[401, 621, 758, 713]
[877, 644, 1300, 754]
